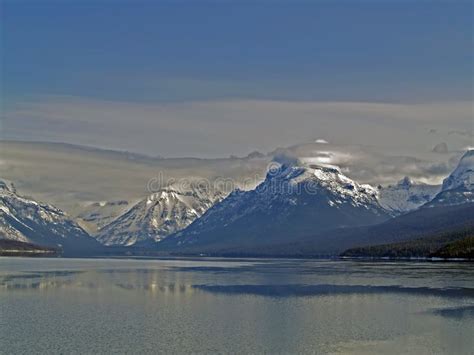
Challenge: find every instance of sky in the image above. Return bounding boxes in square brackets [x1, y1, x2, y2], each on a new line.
[1, 0, 473, 158]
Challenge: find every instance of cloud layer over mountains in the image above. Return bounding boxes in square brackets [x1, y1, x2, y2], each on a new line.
[3, 96, 472, 158]
[0, 140, 466, 221]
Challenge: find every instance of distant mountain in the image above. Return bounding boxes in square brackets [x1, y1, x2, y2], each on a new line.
[378, 177, 440, 214]
[76, 200, 131, 234]
[159, 160, 389, 252]
[424, 150, 473, 207]
[96, 184, 227, 246]
[0, 140, 269, 218]
[339, 153, 474, 258]
[0, 180, 100, 255]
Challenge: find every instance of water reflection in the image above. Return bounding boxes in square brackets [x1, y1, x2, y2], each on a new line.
[2, 267, 474, 301]
[1, 270, 83, 282]
[431, 305, 474, 319]
[0, 269, 181, 293]
[193, 283, 474, 298]
[1, 259, 473, 354]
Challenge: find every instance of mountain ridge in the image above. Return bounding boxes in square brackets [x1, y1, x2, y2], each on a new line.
[378, 177, 440, 214]
[424, 149, 473, 208]
[96, 184, 227, 246]
[0, 180, 101, 255]
[158, 160, 390, 252]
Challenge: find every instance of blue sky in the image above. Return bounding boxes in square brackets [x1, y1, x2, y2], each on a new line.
[2, 1, 472, 103]
[1, 1, 472, 157]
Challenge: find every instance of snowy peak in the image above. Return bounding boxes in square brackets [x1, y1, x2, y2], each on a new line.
[0, 180, 98, 253]
[76, 200, 131, 234]
[249, 159, 383, 214]
[264, 161, 379, 206]
[161, 160, 389, 251]
[379, 150, 474, 213]
[424, 150, 474, 208]
[378, 177, 441, 214]
[442, 150, 474, 191]
[96, 184, 227, 246]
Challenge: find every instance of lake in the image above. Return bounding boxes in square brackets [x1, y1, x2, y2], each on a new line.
[0, 257, 473, 354]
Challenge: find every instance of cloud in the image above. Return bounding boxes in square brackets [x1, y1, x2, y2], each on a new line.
[273, 142, 462, 185]
[449, 129, 474, 137]
[432, 142, 449, 154]
[2, 95, 472, 160]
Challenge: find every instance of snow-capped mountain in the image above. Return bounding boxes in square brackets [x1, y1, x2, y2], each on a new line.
[441, 150, 474, 191]
[378, 177, 441, 214]
[76, 200, 131, 234]
[160, 159, 390, 252]
[96, 184, 227, 246]
[0, 180, 100, 254]
[425, 150, 474, 207]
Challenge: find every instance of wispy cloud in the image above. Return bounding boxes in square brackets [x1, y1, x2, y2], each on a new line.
[275, 142, 461, 185]
[2, 95, 472, 160]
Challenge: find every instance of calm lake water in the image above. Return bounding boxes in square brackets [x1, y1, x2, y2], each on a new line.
[0, 257, 473, 354]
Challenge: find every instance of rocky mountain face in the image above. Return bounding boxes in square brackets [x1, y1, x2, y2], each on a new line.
[0, 181, 100, 255]
[96, 184, 227, 246]
[424, 150, 474, 207]
[378, 177, 440, 214]
[159, 160, 390, 252]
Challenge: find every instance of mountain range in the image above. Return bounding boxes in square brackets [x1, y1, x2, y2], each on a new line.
[158, 149, 474, 256]
[158, 160, 390, 252]
[378, 177, 440, 214]
[1, 147, 473, 258]
[0, 181, 101, 256]
[96, 184, 226, 246]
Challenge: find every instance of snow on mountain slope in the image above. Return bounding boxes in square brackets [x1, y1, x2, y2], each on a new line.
[96, 184, 227, 246]
[76, 200, 131, 234]
[441, 150, 474, 191]
[378, 177, 441, 214]
[425, 150, 474, 207]
[0, 180, 99, 253]
[160, 159, 390, 251]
